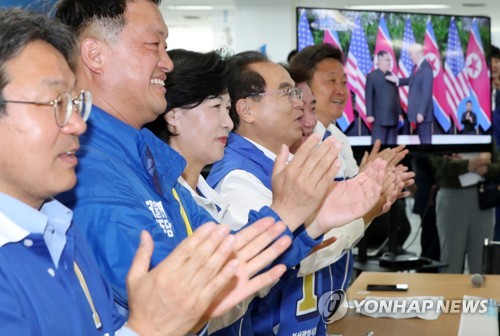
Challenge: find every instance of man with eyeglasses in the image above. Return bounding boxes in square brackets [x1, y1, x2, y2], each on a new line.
[53, 0, 387, 335]
[0, 7, 301, 336]
[206, 51, 389, 335]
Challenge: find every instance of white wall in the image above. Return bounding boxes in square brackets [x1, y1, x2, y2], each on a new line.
[232, 0, 295, 62]
[168, 26, 214, 52]
[165, 2, 500, 59]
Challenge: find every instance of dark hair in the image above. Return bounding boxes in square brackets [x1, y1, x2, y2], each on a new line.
[492, 45, 500, 60]
[228, 50, 268, 130]
[287, 49, 298, 63]
[377, 50, 389, 57]
[466, 100, 472, 104]
[55, 0, 161, 38]
[290, 43, 344, 83]
[0, 8, 76, 115]
[145, 49, 230, 143]
[287, 65, 311, 85]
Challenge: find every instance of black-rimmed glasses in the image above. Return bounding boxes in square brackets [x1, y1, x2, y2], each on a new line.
[0, 90, 92, 127]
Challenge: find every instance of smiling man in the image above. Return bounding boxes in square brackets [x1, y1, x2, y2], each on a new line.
[207, 51, 389, 335]
[54, 1, 370, 334]
[0, 8, 257, 336]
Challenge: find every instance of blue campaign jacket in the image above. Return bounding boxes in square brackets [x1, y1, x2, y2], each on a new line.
[0, 225, 125, 335]
[58, 106, 316, 315]
[208, 133, 339, 336]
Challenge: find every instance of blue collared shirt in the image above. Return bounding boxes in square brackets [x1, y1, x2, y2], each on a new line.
[0, 193, 71, 268]
[0, 193, 138, 335]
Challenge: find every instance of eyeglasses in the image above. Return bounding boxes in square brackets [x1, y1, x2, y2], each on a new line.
[249, 87, 303, 102]
[0, 90, 92, 127]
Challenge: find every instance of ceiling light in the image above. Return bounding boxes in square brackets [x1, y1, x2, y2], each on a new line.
[345, 4, 450, 10]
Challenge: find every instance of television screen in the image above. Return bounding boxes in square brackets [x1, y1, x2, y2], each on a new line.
[296, 7, 493, 152]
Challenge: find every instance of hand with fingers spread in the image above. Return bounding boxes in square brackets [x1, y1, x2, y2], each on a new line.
[126, 223, 238, 336]
[357, 141, 413, 222]
[204, 218, 291, 318]
[125, 218, 291, 336]
[394, 164, 415, 199]
[368, 164, 414, 220]
[270, 133, 342, 234]
[359, 140, 408, 172]
[362, 165, 401, 222]
[312, 158, 386, 235]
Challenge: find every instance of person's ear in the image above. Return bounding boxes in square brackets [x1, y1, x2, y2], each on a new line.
[164, 109, 180, 133]
[236, 98, 255, 124]
[80, 38, 104, 74]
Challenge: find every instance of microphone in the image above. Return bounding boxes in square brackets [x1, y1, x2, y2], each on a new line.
[470, 273, 485, 287]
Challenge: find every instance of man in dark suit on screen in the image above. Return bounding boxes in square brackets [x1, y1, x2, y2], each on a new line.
[387, 44, 434, 144]
[366, 50, 403, 145]
[460, 100, 477, 134]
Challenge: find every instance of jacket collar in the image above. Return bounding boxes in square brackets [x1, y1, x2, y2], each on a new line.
[83, 105, 186, 192]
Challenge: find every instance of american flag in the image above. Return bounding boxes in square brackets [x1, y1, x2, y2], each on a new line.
[345, 15, 373, 129]
[398, 18, 415, 113]
[424, 18, 451, 132]
[298, 9, 314, 51]
[443, 17, 469, 131]
[465, 19, 491, 130]
[323, 27, 355, 132]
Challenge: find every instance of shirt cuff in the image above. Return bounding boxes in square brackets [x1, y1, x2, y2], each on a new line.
[115, 324, 139, 336]
[296, 223, 323, 247]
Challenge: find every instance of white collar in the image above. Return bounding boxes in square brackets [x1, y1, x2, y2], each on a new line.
[244, 136, 294, 163]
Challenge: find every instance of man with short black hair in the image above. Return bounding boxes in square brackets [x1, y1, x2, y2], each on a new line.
[207, 50, 391, 335]
[460, 100, 477, 134]
[366, 50, 403, 145]
[0, 8, 257, 336]
[54, 1, 361, 334]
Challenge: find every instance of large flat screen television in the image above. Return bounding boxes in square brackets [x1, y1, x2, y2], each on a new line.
[296, 7, 493, 152]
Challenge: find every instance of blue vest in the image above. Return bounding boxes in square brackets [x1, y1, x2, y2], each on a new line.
[209, 133, 349, 336]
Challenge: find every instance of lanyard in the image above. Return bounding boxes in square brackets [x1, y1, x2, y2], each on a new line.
[74, 262, 102, 329]
[171, 188, 193, 236]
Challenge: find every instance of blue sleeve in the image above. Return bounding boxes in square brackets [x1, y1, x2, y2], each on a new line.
[0, 271, 31, 335]
[245, 206, 323, 269]
[58, 152, 182, 311]
[399, 76, 410, 86]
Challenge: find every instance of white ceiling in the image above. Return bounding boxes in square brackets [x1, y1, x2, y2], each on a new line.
[159, 0, 500, 42]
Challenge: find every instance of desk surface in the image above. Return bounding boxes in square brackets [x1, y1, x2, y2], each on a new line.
[328, 272, 500, 336]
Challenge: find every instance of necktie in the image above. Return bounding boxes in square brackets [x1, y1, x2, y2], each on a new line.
[322, 129, 332, 141]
